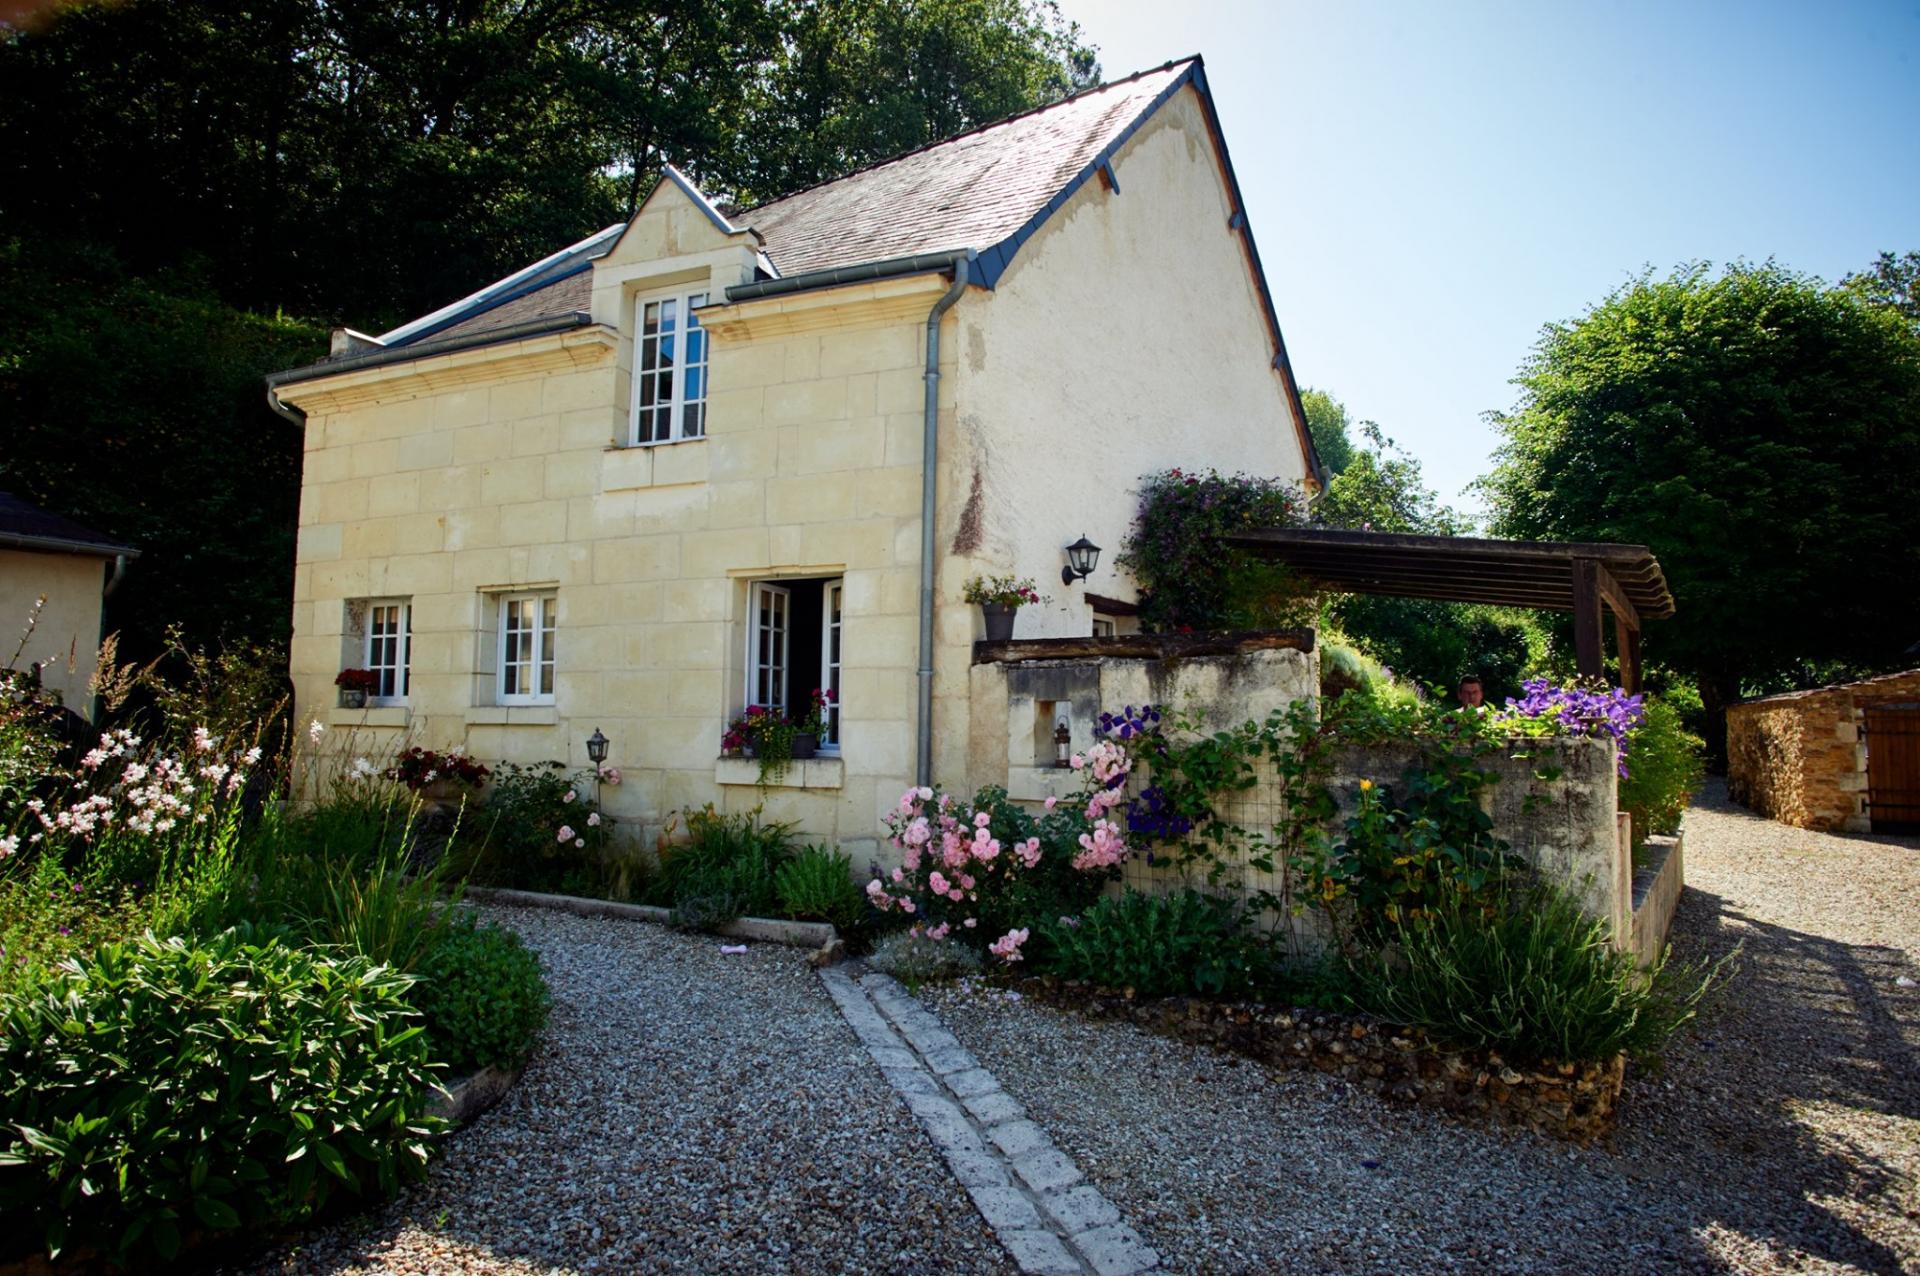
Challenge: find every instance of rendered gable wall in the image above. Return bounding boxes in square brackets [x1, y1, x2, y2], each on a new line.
[938, 85, 1312, 774]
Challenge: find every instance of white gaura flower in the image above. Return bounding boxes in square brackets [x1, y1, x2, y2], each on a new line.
[308, 719, 325, 745]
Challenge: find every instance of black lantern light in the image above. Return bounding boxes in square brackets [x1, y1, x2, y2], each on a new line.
[586, 728, 610, 766]
[1061, 534, 1101, 586]
[1053, 718, 1072, 767]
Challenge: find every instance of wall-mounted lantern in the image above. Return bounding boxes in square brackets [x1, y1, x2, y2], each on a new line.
[1061, 534, 1101, 587]
[586, 728, 610, 766]
[1054, 718, 1072, 767]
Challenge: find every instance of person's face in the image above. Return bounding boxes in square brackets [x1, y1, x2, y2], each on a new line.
[1458, 682, 1484, 708]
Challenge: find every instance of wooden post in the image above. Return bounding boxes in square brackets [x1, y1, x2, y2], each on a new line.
[1615, 613, 1642, 694]
[1572, 557, 1604, 683]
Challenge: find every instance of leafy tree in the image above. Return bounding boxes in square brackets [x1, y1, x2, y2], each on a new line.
[0, 240, 325, 657]
[1309, 421, 1538, 696]
[1842, 250, 1920, 330]
[1482, 261, 1920, 756]
[1300, 387, 1355, 477]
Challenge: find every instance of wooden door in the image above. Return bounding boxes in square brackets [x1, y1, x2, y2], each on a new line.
[1864, 704, 1920, 833]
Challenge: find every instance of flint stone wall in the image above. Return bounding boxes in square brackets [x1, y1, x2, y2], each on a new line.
[1017, 976, 1625, 1144]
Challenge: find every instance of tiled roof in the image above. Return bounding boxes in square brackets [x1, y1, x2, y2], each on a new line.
[744, 61, 1192, 277]
[0, 491, 137, 557]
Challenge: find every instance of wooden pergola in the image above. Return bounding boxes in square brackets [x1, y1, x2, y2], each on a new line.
[1223, 528, 1675, 693]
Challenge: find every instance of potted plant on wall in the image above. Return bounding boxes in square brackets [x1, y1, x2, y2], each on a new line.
[792, 687, 834, 760]
[963, 574, 1044, 642]
[744, 705, 798, 785]
[335, 667, 379, 708]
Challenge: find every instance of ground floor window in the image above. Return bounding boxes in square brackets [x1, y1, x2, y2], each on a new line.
[498, 592, 557, 704]
[748, 576, 843, 749]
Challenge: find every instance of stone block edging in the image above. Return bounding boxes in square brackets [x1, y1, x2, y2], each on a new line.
[459, 884, 836, 948]
[1014, 977, 1625, 1145]
[428, 1064, 521, 1129]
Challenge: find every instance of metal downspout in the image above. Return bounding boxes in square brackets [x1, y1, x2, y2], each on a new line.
[916, 253, 973, 787]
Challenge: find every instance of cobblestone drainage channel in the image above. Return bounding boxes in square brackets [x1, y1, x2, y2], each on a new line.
[819, 968, 1160, 1276]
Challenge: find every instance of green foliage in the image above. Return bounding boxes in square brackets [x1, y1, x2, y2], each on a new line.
[650, 805, 796, 927]
[0, 242, 323, 658]
[413, 913, 551, 1075]
[1314, 422, 1465, 537]
[0, 928, 440, 1265]
[1841, 249, 1920, 329]
[1299, 387, 1355, 476]
[774, 845, 868, 931]
[1323, 601, 1541, 704]
[1345, 880, 1734, 1066]
[1117, 468, 1311, 632]
[0, 858, 143, 997]
[1292, 756, 1518, 950]
[1483, 261, 1920, 751]
[1039, 890, 1270, 999]
[866, 929, 981, 989]
[1619, 695, 1705, 845]
[467, 762, 612, 892]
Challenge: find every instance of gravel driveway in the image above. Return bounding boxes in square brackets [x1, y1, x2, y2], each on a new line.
[246, 906, 1006, 1276]
[928, 781, 1920, 1275]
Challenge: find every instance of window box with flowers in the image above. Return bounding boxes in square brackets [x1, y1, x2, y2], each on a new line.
[721, 690, 840, 789]
[387, 747, 492, 805]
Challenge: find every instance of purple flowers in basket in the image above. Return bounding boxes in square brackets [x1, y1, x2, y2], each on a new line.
[1502, 679, 1646, 778]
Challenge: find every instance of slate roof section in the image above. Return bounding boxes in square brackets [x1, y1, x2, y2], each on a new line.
[742, 61, 1191, 278]
[425, 267, 595, 345]
[0, 492, 138, 558]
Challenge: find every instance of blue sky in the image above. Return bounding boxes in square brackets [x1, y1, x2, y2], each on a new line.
[1060, 0, 1920, 514]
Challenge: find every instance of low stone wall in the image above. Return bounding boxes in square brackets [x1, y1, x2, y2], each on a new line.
[1630, 833, 1684, 966]
[1727, 668, 1920, 832]
[1017, 976, 1625, 1144]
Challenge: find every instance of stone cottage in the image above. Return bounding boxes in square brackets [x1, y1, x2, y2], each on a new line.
[266, 56, 1323, 848]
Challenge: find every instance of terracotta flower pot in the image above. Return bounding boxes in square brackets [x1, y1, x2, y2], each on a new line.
[981, 603, 1018, 642]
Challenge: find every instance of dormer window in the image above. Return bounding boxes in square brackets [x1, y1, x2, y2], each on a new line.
[630, 289, 709, 445]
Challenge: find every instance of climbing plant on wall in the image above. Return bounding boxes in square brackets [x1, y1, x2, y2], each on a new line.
[1116, 468, 1312, 633]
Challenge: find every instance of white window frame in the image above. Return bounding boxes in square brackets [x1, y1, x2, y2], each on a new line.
[364, 599, 412, 704]
[820, 581, 843, 751]
[628, 287, 711, 446]
[1092, 616, 1116, 639]
[747, 582, 791, 714]
[497, 592, 557, 706]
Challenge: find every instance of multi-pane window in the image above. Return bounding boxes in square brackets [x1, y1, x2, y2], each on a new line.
[366, 601, 412, 702]
[749, 582, 790, 712]
[746, 577, 844, 752]
[631, 290, 709, 444]
[498, 593, 557, 704]
[1092, 617, 1117, 639]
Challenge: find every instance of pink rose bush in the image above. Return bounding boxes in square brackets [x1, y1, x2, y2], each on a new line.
[868, 739, 1140, 963]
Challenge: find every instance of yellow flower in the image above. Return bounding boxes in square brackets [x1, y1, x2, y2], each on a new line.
[1358, 779, 1374, 792]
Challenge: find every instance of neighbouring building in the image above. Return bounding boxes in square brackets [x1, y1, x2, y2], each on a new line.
[266, 56, 1324, 854]
[1728, 669, 1920, 834]
[0, 491, 138, 719]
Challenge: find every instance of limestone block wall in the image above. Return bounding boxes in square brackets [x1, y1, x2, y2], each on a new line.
[0, 548, 110, 715]
[1727, 669, 1920, 832]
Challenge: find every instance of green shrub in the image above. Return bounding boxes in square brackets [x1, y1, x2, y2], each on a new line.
[1346, 881, 1733, 1066]
[867, 930, 981, 988]
[0, 928, 439, 1265]
[468, 762, 613, 892]
[1039, 890, 1272, 999]
[1116, 467, 1310, 632]
[774, 845, 867, 930]
[650, 805, 795, 926]
[1620, 695, 1705, 845]
[413, 913, 550, 1074]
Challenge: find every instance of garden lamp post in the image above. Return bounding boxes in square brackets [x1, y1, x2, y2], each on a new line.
[586, 728, 609, 804]
[1061, 534, 1101, 586]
